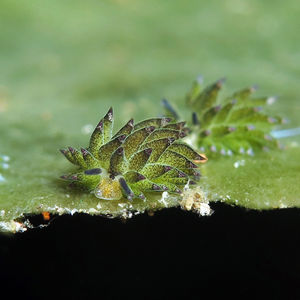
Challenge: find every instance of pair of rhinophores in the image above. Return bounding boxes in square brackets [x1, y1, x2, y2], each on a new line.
[60, 107, 207, 201]
[60, 78, 281, 201]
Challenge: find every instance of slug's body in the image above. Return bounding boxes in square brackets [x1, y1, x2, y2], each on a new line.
[60, 108, 207, 201]
[163, 78, 282, 156]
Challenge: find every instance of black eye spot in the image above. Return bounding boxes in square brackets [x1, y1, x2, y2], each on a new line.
[84, 168, 102, 175]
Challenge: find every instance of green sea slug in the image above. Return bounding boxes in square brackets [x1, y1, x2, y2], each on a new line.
[163, 77, 283, 156]
[60, 108, 207, 201]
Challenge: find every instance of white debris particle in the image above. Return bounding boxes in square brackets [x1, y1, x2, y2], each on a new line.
[159, 191, 170, 207]
[65, 194, 70, 198]
[23, 219, 35, 229]
[118, 203, 126, 208]
[247, 148, 254, 156]
[0, 210, 5, 217]
[2, 155, 10, 162]
[96, 203, 102, 209]
[198, 203, 212, 216]
[0, 221, 27, 233]
[81, 124, 93, 135]
[0, 173, 6, 183]
[122, 211, 133, 218]
[267, 96, 277, 105]
[1, 155, 10, 173]
[14, 221, 27, 232]
[70, 209, 78, 215]
[1, 163, 9, 169]
[55, 206, 65, 215]
[88, 208, 98, 214]
[278, 199, 287, 209]
[233, 159, 245, 168]
[180, 187, 213, 216]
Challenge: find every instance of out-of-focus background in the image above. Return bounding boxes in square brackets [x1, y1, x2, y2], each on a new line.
[1, 0, 299, 128]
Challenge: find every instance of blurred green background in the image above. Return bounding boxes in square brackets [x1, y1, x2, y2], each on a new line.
[1, 0, 300, 125]
[0, 0, 300, 226]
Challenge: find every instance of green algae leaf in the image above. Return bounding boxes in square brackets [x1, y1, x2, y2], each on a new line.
[0, 102, 300, 234]
[0, 109, 209, 233]
[202, 144, 300, 210]
[1, 0, 300, 234]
